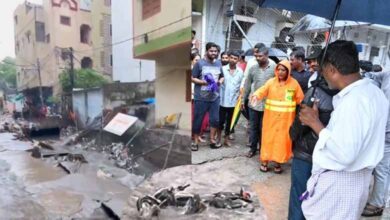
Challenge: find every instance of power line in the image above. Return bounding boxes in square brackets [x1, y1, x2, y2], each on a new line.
[73, 15, 192, 53]
[1, 61, 35, 68]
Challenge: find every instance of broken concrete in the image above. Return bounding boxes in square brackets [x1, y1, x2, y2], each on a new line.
[122, 157, 267, 220]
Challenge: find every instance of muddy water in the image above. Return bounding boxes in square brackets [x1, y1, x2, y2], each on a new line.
[0, 133, 145, 219]
[0, 151, 67, 185]
[0, 159, 50, 219]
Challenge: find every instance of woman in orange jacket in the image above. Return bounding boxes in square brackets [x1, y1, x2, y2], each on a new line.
[250, 60, 304, 173]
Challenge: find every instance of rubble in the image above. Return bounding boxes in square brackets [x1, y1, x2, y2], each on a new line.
[122, 157, 266, 220]
[135, 185, 254, 219]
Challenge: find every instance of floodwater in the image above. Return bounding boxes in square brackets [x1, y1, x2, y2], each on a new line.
[0, 132, 145, 219]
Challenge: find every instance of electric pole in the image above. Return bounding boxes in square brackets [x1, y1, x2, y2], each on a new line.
[36, 58, 44, 107]
[69, 47, 74, 91]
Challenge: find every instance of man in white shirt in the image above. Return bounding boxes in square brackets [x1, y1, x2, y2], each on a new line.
[299, 40, 389, 220]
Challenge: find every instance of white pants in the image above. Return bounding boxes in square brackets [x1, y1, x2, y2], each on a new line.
[302, 169, 372, 220]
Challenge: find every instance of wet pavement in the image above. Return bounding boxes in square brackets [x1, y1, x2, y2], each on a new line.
[0, 132, 145, 219]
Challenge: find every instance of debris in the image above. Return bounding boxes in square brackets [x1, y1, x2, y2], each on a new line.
[102, 143, 136, 171]
[136, 195, 161, 218]
[183, 194, 206, 215]
[58, 161, 82, 174]
[36, 141, 55, 150]
[103, 113, 138, 136]
[136, 185, 254, 217]
[101, 203, 120, 220]
[97, 167, 114, 179]
[31, 146, 42, 158]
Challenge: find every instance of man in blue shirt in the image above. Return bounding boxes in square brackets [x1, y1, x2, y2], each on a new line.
[217, 50, 244, 146]
[192, 42, 224, 151]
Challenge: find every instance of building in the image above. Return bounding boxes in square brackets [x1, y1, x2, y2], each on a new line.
[91, 0, 112, 77]
[132, 0, 191, 131]
[293, 22, 390, 71]
[14, 0, 112, 97]
[192, 0, 302, 55]
[195, 0, 390, 70]
[111, 0, 155, 83]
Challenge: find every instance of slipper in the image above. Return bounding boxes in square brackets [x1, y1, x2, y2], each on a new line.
[191, 143, 199, 151]
[273, 165, 283, 174]
[259, 164, 268, 172]
[210, 142, 222, 149]
[362, 204, 384, 217]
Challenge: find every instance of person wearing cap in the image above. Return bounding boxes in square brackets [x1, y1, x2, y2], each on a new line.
[306, 48, 322, 88]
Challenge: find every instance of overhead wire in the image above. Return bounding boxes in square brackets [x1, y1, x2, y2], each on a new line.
[73, 15, 191, 53]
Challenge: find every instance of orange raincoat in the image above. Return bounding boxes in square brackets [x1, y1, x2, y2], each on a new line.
[252, 60, 304, 163]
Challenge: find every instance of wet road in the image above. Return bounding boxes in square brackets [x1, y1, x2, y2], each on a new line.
[0, 132, 144, 219]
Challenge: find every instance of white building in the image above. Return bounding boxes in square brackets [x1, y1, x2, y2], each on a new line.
[192, 0, 301, 55]
[111, 0, 155, 82]
[194, 0, 390, 71]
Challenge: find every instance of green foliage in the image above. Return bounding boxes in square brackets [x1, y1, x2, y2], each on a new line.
[60, 68, 108, 92]
[0, 57, 17, 88]
[47, 96, 60, 104]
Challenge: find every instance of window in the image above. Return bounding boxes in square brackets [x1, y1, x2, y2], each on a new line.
[80, 24, 91, 44]
[35, 22, 46, 42]
[14, 16, 18, 24]
[104, 0, 111, 6]
[110, 54, 113, 66]
[60, 16, 71, 26]
[142, 0, 161, 20]
[81, 57, 93, 69]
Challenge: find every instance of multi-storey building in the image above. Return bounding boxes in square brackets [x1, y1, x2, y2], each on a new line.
[14, 0, 112, 96]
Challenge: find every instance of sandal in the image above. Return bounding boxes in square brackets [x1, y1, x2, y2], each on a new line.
[191, 143, 199, 151]
[361, 204, 384, 217]
[210, 142, 222, 149]
[259, 163, 268, 172]
[273, 165, 283, 174]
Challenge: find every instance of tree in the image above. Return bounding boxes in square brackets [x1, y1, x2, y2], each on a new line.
[60, 68, 108, 92]
[0, 57, 17, 88]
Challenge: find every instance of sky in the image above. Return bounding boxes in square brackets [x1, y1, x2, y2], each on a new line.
[0, 0, 42, 60]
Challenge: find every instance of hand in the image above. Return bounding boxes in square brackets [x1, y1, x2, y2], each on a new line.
[299, 102, 324, 135]
[218, 78, 224, 86]
[249, 95, 258, 106]
[200, 80, 208, 86]
[240, 103, 245, 111]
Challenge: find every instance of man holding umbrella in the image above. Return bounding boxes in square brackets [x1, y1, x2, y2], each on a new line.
[299, 40, 388, 219]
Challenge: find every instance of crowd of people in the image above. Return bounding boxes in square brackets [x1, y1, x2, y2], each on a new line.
[191, 38, 390, 219]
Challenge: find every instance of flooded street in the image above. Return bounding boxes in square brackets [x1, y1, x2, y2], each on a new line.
[0, 132, 144, 219]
